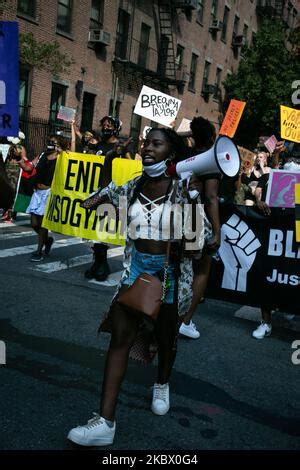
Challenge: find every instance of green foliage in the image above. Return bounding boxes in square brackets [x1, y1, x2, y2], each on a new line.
[19, 32, 74, 77]
[223, 18, 300, 148]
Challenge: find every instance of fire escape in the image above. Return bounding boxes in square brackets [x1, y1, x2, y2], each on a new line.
[112, 0, 187, 102]
[256, 1, 285, 20]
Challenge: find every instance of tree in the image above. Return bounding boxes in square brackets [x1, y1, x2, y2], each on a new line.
[223, 18, 300, 148]
[19, 32, 74, 77]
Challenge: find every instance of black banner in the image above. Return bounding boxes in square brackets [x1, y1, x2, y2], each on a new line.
[206, 205, 299, 314]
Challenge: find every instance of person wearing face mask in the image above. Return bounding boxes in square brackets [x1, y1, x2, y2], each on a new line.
[68, 127, 208, 447]
[84, 116, 132, 281]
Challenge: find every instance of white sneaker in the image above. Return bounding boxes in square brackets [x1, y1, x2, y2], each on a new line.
[151, 383, 170, 415]
[252, 322, 272, 339]
[67, 413, 115, 446]
[179, 321, 200, 339]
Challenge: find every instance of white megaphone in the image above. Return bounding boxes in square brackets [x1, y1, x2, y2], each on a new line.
[167, 136, 241, 181]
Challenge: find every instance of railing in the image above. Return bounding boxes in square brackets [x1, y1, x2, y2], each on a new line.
[115, 34, 161, 75]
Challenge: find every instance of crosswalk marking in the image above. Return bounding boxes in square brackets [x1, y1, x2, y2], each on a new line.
[0, 230, 36, 240]
[0, 237, 84, 258]
[31, 246, 124, 273]
[88, 270, 123, 286]
[0, 218, 30, 228]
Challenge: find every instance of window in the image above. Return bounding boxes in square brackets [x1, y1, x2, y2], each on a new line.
[242, 23, 249, 46]
[188, 53, 198, 91]
[210, 0, 218, 22]
[90, 0, 103, 30]
[81, 92, 96, 132]
[115, 9, 130, 59]
[17, 0, 36, 18]
[196, 0, 205, 24]
[201, 60, 210, 95]
[221, 6, 230, 42]
[49, 82, 67, 124]
[232, 15, 239, 41]
[57, 0, 73, 35]
[157, 35, 169, 76]
[138, 23, 151, 68]
[213, 67, 222, 99]
[19, 66, 31, 121]
[175, 45, 184, 70]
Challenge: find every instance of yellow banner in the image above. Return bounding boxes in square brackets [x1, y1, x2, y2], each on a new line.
[42, 152, 142, 244]
[296, 184, 300, 242]
[280, 105, 300, 143]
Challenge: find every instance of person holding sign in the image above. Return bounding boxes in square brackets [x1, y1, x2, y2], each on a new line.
[67, 128, 207, 447]
[84, 115, 132, 282]
[179, 117, 219, 340]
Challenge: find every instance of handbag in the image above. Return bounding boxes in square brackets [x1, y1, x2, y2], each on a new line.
[117, 272, 164, 320]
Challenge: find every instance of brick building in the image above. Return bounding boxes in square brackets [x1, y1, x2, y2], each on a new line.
[0, 0, 298, 150]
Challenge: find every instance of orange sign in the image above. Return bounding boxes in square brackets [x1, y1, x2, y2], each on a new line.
[219, 99, 246, 138]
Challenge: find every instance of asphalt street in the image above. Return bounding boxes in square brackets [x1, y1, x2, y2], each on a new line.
[0, 215, 299, 453]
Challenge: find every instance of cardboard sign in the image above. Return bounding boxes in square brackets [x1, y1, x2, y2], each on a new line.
[177, 118, 192, 133]
[219, 99, 246, 138]
[237, 146, 255, 175]
[280, 105, 300, 143]
[134, 85, 181, 128]
[265, 170, 300, 208]
[296, 183, 300, 242]
[264, 135, 278, 154]
[0, 21, 19, 136]
[57, 105, 76, 123]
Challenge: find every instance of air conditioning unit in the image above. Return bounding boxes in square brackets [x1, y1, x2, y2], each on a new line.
[174, 0, 198, 10]
[176, 68, 190, 83]
[88, 29, 111, 46]
[202, 84, 215, 95]
[209, 19, 223, 31]
[232, 34, 246, 47]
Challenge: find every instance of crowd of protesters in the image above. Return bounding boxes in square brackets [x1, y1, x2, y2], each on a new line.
[0, 112, 299, 447]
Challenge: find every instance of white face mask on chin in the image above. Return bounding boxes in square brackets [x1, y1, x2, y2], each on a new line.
[143, 159, 168, 177]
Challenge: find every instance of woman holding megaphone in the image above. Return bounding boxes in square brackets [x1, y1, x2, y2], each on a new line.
[68, 127, 210, 447]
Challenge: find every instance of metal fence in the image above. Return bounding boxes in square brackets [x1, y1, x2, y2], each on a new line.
[19, 114, 71, 159]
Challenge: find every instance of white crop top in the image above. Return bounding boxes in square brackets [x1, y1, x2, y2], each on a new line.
[127, 191, 182, 241]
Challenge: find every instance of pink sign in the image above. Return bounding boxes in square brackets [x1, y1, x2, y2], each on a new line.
[264, 135, 278, 154]
[266, 170, 300, 208]
[57, 106, 76, 122]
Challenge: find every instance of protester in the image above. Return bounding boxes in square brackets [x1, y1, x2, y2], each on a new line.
[84, 115, 132, 282]
[179, 116, 218, 339]
[1, 131, 27, 222]
[67, 127, 206, 447]
[25, 135, 68, 262]
[70, 119, 100, 153]
[252, 143, 299, 339]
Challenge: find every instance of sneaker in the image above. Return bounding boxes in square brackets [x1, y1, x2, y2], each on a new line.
[252, 322, 272, 339]
[283, 313, 295, 321]
[67, 413, 115, 446]
[30, 252, 44, 262]
[44, 236, 54, 255]
[179, 321, 200, 339]
[151, 383, 170, 416]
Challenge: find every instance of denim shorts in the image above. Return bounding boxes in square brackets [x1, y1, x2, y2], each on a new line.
[122, 247, 175, 304]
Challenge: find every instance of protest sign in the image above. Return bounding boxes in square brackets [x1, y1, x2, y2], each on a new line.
[296, 184, 300, 242]
[264, 135, 278, 154]
[237, 146, 255, 175]
[219, 99, 246, 138]
[57, 106, 76, 123]
[42, 152, 142, 243]
[280, 105, 300, 143]
[265, 169, 300, 208]
[0, 21, 19, 137]
[142, 126, 152, 139]
[206, 205, 299, 314]
[177, 118, 192, 133]
[134, 85, 181, 127]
